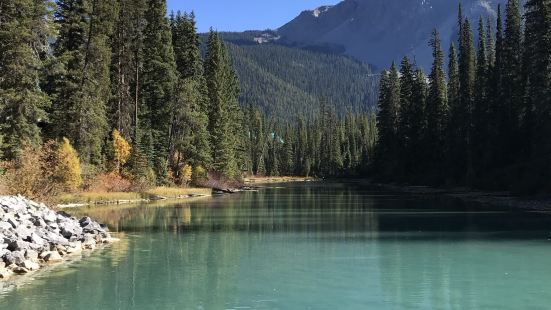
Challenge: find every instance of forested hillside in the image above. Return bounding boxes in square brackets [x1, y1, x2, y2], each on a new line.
[227, 42, 379, 118]
[213, 32, 379, 119]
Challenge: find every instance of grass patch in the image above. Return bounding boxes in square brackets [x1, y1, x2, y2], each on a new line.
[56, 187, 211, 205]
[244, 176, 315, 184]
[145, 187, 211, 198]
[56, 192, 143, 204]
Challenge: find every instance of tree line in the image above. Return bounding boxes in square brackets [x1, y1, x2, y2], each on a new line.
[375, 0, 551, 193]
[244, 103, 376, 178]
[226, 41, 379, 119]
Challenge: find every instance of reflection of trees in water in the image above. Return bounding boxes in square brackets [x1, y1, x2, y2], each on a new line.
[71, 184, 381, 236]
[376, 238, 488, 309]
[60, 185, 385, 308]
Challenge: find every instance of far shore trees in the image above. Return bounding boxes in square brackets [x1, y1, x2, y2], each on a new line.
[375, 1, 551, 192]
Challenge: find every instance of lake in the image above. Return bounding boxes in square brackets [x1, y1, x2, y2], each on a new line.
[1, 181, 551, 309]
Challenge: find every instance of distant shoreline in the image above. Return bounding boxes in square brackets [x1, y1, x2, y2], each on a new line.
[243, 176, 320, 185]
[374, 182, 551, 212]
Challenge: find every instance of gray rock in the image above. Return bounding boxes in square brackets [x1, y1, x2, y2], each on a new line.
[5, 214, 18, 229]
[0, 267, 12, 279]
[0, 222, 12, 231]
[10, 266, 29, 274]
[3, 250, 25, 265]
[15, 225, 33, 240]
[30, 233, 45, 246]
[25, 249, 39, 261]
[0, 195, 112, 276]
[82, 235, 96, 250]
[8, 239, 31, 252]
[22, 260, 39, 271]
[66, 241, 82, 254]
[43, 211, 57, 223]
[79, 217, 92, 227]
[42, 251, 63, 263]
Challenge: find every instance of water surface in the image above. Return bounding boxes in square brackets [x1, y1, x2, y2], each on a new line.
[2, 182, 551, 309]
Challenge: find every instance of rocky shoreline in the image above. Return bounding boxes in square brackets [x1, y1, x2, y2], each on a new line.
[0, 195, 118, 281]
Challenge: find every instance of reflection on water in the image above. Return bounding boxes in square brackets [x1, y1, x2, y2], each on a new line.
[1, 182, 551, 309]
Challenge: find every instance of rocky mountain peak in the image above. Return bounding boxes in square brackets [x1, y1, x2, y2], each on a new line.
[278, 0, 512, 70]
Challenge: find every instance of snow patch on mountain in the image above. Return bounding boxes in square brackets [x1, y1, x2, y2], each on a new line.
[312, 5, 333, 17]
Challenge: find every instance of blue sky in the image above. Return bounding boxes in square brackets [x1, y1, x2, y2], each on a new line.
[167, 0, 340, 33]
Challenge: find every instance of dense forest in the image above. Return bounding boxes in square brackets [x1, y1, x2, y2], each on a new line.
[375, 0, 551, 193]
[0, 0, 374, 198]
[225, 38, 379, 118]
[2, 0, 550, 197]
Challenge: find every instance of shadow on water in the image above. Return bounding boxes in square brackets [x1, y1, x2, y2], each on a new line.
[69, 181, 551, 242]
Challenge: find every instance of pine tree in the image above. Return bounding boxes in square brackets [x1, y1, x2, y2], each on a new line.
[171, 11, 203, 80]
[141, 0, 178, 183]
[282, 126, 295, 175]
[408, 69, 428, 177]
[450, 18, 476, 182]
[0, 0, 53, 158]
[110, 0, 147, 141]
[486, 17, 496, 68]
[296, 116, 308, 175]
[425, 30, 448, 180]
[170, 10, 211, 171]
[49, 0, 117, 165]
[500, 0, 523, 165]
[204, 30, 242, 179]
[472, 17, 490, 180]
[375, 63, 400, 177]
[397, 57, 415, 176]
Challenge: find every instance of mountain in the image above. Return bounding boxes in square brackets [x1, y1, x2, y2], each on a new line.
[214, 0, 513, 119]
[217, 32, 380, 119]
[278, 0, 510, 70]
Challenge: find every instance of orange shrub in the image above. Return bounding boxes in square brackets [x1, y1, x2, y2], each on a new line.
[2, 141, 61, 200]
[87, 172, 133, 193]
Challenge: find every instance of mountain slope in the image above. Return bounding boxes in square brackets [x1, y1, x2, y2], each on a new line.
[221, 33, 379, 118]
[278, 0, 510, 70]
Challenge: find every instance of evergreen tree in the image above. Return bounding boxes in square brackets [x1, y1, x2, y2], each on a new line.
[141, 0, 178, 183]
[486, 17, 496, 68]
[110, 0, 147, 141]
[170, 10, 211, 171]
[451, 18, 476, 182]
[500, 0, 523, 165]
[375, 63, 400, 177]
[425, 30, 448, 180]
[472, 17, 490, 180]
[408, 69, 428, 176]
[204, 30, 242, 179]
[282, 126, 295, 175]
[295, 116, 309, 175]
[50, 0, 117, 165]
[0, 0, 53, 158]
[397, 57, 415, 176]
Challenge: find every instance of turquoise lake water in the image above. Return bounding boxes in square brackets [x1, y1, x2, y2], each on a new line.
[1, 182, 551, 309]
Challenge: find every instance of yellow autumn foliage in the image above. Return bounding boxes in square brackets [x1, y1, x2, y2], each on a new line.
[112, 129, 132, 171]
[180, 164, 193, 186]
[54, 137, 82, 192]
